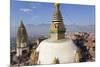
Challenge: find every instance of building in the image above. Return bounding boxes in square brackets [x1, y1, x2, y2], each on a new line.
[31, 3, 81, 64]
[16, 21, 29, 57]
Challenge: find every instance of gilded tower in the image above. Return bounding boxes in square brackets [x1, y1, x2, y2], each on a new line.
[50, 3, 66, 40]
[16, 20, 29, 57]
[32, 3, 81, 64]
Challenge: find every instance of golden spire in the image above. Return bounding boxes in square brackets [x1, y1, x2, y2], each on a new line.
[50, 3, 66, 40]
[54, 3, 60, 9]
[52, 3, 62, 22]
[54, 3, 59, 7]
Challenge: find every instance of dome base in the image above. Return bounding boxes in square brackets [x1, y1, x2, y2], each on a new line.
[36, 39, 80, 64]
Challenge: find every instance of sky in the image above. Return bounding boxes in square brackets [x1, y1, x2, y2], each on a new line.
[10, 0, 95, 26]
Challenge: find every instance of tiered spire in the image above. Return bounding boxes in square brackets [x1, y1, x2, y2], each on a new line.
[50, 3, 66, 40]
[16, 20, 28, 47]
[20, 20, 25, 28]
[53, 3, 63, 22]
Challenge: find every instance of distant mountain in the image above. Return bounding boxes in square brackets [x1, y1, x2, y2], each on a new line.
[65, 25, 95, 32]
[10, 24, 95, 38]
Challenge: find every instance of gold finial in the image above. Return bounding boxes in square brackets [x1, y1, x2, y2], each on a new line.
[54, 3, 60, 8]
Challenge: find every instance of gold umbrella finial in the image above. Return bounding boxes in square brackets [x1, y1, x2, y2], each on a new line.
[54, 3, 60, 9]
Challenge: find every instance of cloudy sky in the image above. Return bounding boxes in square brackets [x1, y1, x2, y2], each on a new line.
[10, 0, 95, 26]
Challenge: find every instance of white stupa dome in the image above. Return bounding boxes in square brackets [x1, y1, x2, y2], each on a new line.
[36, 39, 80, 64]
[31, 3, 81, 64]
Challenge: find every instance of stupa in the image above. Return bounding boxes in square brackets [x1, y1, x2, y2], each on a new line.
[31, 3, 81, 64]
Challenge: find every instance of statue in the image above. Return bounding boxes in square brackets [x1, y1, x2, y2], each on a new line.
[52, 57, 60, 64]
[30, 50, 39, 64]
